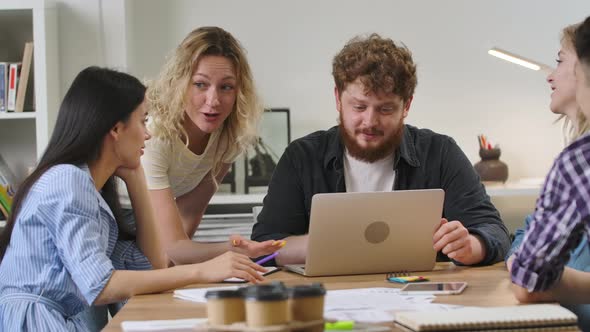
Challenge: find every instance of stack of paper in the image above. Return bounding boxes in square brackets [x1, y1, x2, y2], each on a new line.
[121, 318, 207, 331]
[324, 287, 460, 324]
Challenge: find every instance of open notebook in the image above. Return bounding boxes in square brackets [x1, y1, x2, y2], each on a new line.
[394, 304, 578, 331]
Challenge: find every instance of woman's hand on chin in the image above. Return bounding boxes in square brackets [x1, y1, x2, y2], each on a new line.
[115, 165, 145, 183]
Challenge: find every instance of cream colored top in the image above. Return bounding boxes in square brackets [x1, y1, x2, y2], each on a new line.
[119, 128, 240, 209]
[343, 149, 395, 192]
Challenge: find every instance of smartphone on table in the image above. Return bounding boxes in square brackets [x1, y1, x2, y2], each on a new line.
[400, 282, 467, 295]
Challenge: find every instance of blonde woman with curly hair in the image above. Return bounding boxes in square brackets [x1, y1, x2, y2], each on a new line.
[115, 27, 283, 272]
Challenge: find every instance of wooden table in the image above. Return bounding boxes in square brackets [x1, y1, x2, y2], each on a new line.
[104, 262, 519, 331]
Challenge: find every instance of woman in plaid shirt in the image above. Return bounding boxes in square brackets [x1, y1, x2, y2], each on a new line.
[510, 16, 590, 306]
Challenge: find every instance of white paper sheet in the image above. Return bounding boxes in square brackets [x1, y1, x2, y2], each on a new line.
[121, 318, 207, 331]
[324, 287, 435, 311]
[173, 286, 239, 303]
[174, 286, 437, 314]
[324, 303, 464, 323]
[325, 309, 396, 323]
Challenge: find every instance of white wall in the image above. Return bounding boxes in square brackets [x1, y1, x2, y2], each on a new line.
[57, 0, 590, 182]
[56, 1, 102, 95]
[56, 0, 128, 95]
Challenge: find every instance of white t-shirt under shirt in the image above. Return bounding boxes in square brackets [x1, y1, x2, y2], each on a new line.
[118, 127, 241, 209]
[343, 149, 396, 192]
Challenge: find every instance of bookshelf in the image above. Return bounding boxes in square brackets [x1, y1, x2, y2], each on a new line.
[0, 112, 36, 120]
[0, 0, 59, 180]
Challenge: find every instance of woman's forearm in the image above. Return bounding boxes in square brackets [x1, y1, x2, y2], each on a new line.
[95, 249, 267, 305]
[94, 266, 197, 305]
[176, 172, 217, 237]
[175, 164, 231, 237]
[166, 239, 230, 265]
[124, 170, 167, 269]
[552, 267, 590, 303]
[159, 164, 233, 265]
[512, 267, 590, 304]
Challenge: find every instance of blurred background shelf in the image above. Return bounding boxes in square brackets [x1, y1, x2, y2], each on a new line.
[0, 112, 36, 120]
[0, 0, 60, 180]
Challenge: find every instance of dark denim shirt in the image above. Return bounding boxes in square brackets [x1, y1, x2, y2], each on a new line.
[251, 125, 510, 265]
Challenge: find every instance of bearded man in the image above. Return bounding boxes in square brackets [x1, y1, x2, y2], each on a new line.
[251, 33, 510, 266]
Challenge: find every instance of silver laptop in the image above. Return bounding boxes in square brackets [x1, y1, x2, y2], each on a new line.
[284, 189, 445, 277]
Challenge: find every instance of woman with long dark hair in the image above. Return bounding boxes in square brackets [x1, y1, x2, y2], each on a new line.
[0, 67, 265, 331]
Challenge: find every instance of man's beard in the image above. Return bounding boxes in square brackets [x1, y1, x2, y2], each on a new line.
[339, 114, 404, 163]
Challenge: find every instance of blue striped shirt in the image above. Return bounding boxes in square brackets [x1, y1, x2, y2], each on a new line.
[511, 133, 590, 292]
[0, 164, 117, 331]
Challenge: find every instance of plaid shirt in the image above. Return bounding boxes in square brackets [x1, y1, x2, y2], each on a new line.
[511, 133, 590, 292]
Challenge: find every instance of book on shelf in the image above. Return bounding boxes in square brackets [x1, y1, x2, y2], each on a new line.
[0, 62, 6, 112]
[0, 153, 17, 218]
[1, 41, 35, 113]
[0, 187, 11, 219]
[0, 153, 17, 188]
[394, 303, 578, 331]
[6, 63, 20, 111]
[0, 201, 8, 220]
[15, 42, 33, 113]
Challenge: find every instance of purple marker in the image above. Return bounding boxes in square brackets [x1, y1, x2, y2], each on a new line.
[255, 251, 279, 265]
